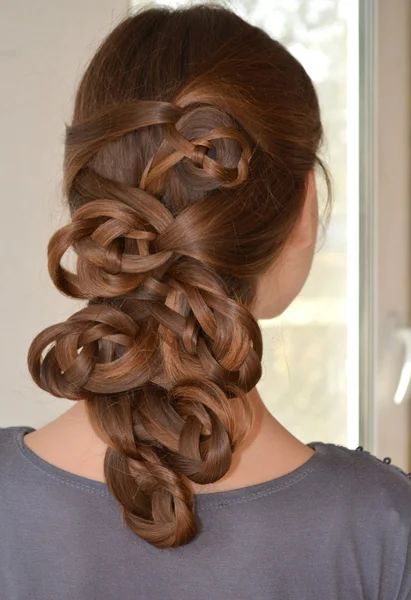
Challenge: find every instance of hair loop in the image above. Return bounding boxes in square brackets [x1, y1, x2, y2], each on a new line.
[140, 105, 253, 194]
[48, 191, 175, 299]
[29, 304, 160, 398]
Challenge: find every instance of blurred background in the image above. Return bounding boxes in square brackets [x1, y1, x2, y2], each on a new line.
[1, 0, 410, 468]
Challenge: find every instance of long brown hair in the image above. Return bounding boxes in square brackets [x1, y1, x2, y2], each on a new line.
[28, 4, 325, 548]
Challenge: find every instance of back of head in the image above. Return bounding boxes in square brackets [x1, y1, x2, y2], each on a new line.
[28, 4, 324, 548]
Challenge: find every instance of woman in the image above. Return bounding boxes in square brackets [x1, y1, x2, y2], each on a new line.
[1, 4, 410, 599]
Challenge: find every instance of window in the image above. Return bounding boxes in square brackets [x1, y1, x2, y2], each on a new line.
[232, 0, 358, 446]
[131, 0, 359, 446]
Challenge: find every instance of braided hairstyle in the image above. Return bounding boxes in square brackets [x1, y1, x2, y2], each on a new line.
[28, 5, 325, 548]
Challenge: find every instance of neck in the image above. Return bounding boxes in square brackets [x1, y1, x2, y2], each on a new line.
[24, 387, 314, 494]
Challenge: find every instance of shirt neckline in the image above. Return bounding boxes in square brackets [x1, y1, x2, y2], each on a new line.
[13, 425, 329, 510]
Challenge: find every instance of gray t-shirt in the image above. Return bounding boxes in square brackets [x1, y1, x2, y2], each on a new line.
[1, 426, 411, 600]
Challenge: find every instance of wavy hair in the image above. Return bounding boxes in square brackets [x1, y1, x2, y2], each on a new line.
[28, 4, 326, 548]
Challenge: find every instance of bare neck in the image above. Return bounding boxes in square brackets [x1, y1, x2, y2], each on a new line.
[24, 388, 314, 494]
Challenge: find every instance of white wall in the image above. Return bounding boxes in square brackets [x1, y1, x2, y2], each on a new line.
[0, 1, 129, 427]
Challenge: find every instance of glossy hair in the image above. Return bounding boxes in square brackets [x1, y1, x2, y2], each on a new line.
[28, 4, 326, 548]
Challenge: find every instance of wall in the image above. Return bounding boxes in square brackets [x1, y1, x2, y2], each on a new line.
[0, 1, 129, 427]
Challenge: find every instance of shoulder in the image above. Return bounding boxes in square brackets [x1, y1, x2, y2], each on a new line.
[313, 441, 411, 556]
[0, 426, 35, 486]
[320, 442, 411, 599]
[0, 425, 33, 450]
[314, 441, 411, 507]
[0, 425, 28, 456]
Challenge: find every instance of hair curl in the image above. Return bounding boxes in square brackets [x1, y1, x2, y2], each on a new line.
[28, 4, 325, 548]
